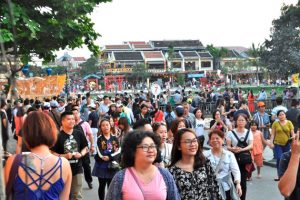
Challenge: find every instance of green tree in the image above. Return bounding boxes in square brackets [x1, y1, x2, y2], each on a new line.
[80, 57, 99, 76]
[0, 0, 110, 99]
[167, 45, 175, 71]
[247, 43, 264, 84]
[176, 74, 185, 86]
[129, 62, 151, 84]
[206, 45, 228, 70]
[261, 2, 300, 78]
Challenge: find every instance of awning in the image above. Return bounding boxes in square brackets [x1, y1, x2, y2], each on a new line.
[187, 73, 205, 78]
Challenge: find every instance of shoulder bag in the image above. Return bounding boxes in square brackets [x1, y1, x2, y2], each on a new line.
[128, 168, 147, 200]
[231, 130, 252, 165]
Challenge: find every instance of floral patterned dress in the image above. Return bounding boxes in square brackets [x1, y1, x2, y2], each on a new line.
[168, 159, 223, 200]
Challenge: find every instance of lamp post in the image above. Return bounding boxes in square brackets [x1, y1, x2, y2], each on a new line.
[0, 99, 4, 200]
[62, 55, 71, 99]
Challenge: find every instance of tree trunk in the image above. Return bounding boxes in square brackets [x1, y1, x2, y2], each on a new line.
[256, 65, 259, 86]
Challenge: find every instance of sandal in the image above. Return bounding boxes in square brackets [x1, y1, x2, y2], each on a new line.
[257, 175, 262, 179]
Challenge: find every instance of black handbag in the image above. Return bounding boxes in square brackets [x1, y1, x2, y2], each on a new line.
[232, 130, 252, 165]
[108, 161, 121, 171]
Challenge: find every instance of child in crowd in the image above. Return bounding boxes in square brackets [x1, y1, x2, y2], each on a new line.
[249, 120, 271, 179]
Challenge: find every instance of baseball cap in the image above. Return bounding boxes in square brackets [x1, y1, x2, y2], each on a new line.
[175, 106, 184, 116]
[257, 102, 265, 107]
[116, 103, 123, 108]
[88, 104, 96, 109]
[43, 102, 50, 108]
[50, 100, 59, 108]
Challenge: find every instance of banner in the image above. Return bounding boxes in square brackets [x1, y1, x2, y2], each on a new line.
[291, 73, 299, 87]
[14, 75, 66, 98]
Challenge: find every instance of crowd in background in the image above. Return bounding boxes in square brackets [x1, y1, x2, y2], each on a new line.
[1, 85, 300, 200]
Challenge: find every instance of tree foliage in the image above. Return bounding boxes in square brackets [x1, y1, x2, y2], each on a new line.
[167, 45, 175, 71]
[261, 2, 300, 77]
[0, 0, 110, 98]
[128, 63, 151, 83]
[206, 45, 228, 70]
[80, 57, 99, 76]
[1, 0, 110, 63]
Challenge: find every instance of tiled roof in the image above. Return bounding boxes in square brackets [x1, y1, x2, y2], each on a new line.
[132, 44, 153, 49]
[143, 51, 164, 59]
[173, 52, 182, 59]
[180, 51, 199, 58]
[151, 40, 204, 49]
[226, 50, 242, 58]
[113, 51, 144, 61]
[198, 52, 213, 58]
[222, 46, 249, 54]
[105, 45, 131, 50]
[72, 57, 86, 62]
[128, 41, 147, 45]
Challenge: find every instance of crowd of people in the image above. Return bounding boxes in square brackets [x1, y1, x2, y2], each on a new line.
[1, 87, 300, 200]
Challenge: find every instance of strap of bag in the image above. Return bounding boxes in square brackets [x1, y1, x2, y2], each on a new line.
[278, 121, 291, 137]
[6, 154, 22, 198]
[231, 130, 242, 144]
[128, 168, 146, 200]
[232, 130, 250, 144]
[244, 130, 250, 143]
[214, 150, 225, 176]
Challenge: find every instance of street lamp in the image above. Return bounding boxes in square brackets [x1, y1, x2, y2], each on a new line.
[62, 56, 71, 99]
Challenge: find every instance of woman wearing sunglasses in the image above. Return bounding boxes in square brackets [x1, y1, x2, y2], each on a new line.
[106, 130, 180, 200]
[168, 128, 222, 200]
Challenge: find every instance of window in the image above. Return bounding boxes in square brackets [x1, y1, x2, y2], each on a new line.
[172, 62, 181, 68]
[201, 61, 211, 68]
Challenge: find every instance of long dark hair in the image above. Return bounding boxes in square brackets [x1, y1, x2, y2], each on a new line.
[170, 128, 206, 169]
[118, 117, 130, 133]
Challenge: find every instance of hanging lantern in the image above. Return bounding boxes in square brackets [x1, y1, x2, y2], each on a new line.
[22, 67, 29, 75]
[46, 68, 52, 76]
[23, 64, 29, 69]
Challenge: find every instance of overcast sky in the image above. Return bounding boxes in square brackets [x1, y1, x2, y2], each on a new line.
[56, 0, 298, 58]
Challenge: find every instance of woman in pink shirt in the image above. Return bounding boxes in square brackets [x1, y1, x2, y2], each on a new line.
[106, 130, 180, 200]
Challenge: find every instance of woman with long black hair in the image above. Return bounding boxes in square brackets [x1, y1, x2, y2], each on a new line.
[168, 128, 222, 200]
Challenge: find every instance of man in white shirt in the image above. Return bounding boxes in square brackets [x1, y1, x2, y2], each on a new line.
[271, 97, 288, 121]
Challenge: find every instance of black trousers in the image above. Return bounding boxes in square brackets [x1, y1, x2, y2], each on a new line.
[238, 163, 247, 200]
[98, 178, 112, 200]
[82, 154, 93, 183]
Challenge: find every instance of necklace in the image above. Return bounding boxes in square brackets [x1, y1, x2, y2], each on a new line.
[31, 153, 52, 170]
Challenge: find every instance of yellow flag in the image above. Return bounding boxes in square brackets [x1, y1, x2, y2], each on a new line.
[291, 73, 299, 87]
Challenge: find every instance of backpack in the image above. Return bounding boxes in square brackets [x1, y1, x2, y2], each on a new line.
[165, 113, 175, 131]
[231, 130, 252, 165]
[74, 120, 85, 135]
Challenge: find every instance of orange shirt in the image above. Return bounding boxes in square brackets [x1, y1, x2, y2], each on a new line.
[14, 116, 25, 135]
[252, 130, 263, 155]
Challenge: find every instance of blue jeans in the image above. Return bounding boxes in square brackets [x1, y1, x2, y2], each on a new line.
[274, 144, 290, 176]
